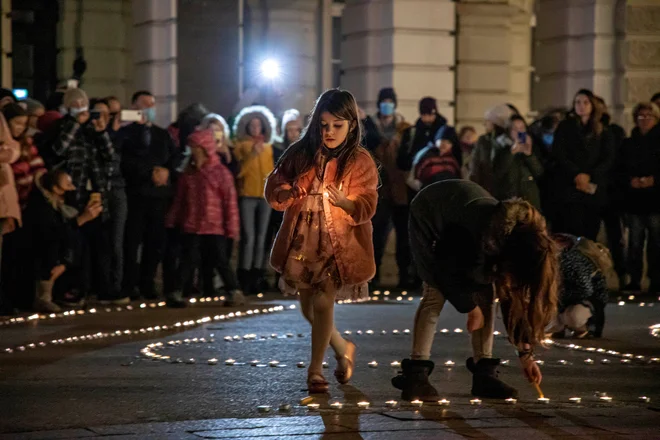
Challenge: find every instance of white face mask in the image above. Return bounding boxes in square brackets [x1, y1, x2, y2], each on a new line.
[69, 106, 88, 117]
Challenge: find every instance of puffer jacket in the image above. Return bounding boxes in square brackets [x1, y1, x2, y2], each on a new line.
[0, 113, 21, 227]
[232, 106, 277, 198]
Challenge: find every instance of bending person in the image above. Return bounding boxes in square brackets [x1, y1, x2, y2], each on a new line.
[393, 180, 559, 401]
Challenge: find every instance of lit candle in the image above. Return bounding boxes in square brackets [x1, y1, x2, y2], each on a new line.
[186, 358, 196, 364]
[470, 399, 482, 405]
[330, 402, 344, 409]
[385, 400, 398, 408]
[408, 297, 413, 301]
[356, 330, 363, 335]
[621, 359, 631, 364]
[444, 360, 455, 367]
[381, 330, 387, 335]
[268, 360, 280, 367]
[535, 360, 545, 366]
[322, 362, 329, 368]
[250, 360, 260, 366]
[344, 330, 352, 335]
[493, 331, 501, 336]
[390, 361, 401, 368]
[537, 397, 550, 404]
[601, 359, 611, 365]
[454, 328, 463, 333]
[403, 329, 410, 334]
[357, 401, 370, 409]
[307, 403, 320, 410]
[440, 329, 449, 333]
[628, 295, 635, 300]
[368, 361, 378, 368]
[639, 396, 651, 403]
[410, 399, 423, 407]
[208, 358, 218, 365]
[366, 330, 374, 335]
[257, 405, 271, 413]
[438, 399, 450, 406]
[569, 397, 582, 403]
[384, 291, 390, 296]
[599, 396, 613, 402]
[618, 301, 625, 306]
[297, 362, 306, 368]
[584, 358, 594, 365]
[557, 360, 567, 365]
[392, 329, 400, 335]
[279, 404, 292, 411]
[505, 398, 517, 404]
[225, 359, 236, 366]
[396, 296, 403, 301]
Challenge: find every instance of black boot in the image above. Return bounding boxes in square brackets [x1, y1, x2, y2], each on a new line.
[391, 359, 439, 402]
[466, 357, 518, 399]
[237, 269, 251, 294]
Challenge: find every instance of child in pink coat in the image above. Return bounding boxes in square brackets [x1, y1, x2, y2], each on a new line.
[166, 129, 244, 307]
[265, 89, 379, 393]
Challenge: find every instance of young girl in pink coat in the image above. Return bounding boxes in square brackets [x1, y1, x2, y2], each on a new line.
[265, 89, 379, 393]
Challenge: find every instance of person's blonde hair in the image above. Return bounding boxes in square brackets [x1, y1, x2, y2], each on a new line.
[484, 199, 560, 348]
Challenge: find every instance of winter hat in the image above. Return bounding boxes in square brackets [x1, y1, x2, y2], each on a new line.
[419, 97, 437, 115]
[23, 98, 45, 116]
[280, 108, 302, 134]
[377, 88, 397, 108]
[484, 104, 514, 129]
[62, 88, 89, 109]
[187, 129, 217, 158]
[37, 110, 63, 133]
[200, 113, 231, 142]
[2, 102, 27, 123]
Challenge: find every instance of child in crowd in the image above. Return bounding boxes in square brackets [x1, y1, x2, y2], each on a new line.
[547, 233, 609, 338]
[409, 137, 461, 190]
[3, 103, 46, 207]
[265, 89, 378, 393]
[166, 130, 244, 307]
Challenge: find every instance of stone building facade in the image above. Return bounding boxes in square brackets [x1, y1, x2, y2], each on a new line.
[4, 0, 660, 130]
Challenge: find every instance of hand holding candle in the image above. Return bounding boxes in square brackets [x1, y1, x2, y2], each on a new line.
[521, 355, 542, 385]
[326, 183, 355, 214]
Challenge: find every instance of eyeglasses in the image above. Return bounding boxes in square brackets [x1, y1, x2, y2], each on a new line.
[637, 114, 657, 121]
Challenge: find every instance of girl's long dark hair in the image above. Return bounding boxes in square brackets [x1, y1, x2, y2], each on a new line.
[484, 199, 560, 348]
[272, 89, 362, 184]
[570, 88, 603, 135]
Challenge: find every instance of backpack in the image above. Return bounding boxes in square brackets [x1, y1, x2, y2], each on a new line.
[574, 237, 619, 291]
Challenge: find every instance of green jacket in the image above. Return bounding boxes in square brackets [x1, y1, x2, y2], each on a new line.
[469, 132, 544, 211]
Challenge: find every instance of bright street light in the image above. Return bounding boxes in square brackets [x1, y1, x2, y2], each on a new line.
[260, 59, 280, 80]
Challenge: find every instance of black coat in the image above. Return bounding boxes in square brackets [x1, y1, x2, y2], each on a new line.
[551, 117, 615, 206]
[618, 124, 660, 215]
[409, 180, 499, 312]
[119, 123, 181, 198]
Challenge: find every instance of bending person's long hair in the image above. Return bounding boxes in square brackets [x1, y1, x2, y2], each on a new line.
[484, 199, 560, 349]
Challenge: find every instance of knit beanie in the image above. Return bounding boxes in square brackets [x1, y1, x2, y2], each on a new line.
[62, 88, 89, 109]
[419, 97, 437, 115]
[2, 102, 27, 122]
[23, 98, 45, 115]
[377, 88, 397, 108]
[484, 104, 514, 130]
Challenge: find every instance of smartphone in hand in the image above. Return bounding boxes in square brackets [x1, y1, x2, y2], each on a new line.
[517, 132, 527, 144]
[120, 110, 143, 122]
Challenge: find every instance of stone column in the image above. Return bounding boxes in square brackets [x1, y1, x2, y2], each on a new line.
[132, 0, 177, 127]
[242, 0, 320, 117]
[456, 0, 535, 130]
[57, 0, 134, 102]
[341, 0, 456, 123]
[533, 0, 619, 117]
[619, 0, 660, 131]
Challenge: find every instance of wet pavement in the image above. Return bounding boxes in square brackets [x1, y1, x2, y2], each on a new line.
[1, 291, 659, 439]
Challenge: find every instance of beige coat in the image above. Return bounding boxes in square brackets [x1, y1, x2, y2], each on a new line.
[0, 113, 21, 229]
[265, 148, 379, 286]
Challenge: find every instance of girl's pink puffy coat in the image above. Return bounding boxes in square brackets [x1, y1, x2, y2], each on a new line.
[265, 148, 378, 286]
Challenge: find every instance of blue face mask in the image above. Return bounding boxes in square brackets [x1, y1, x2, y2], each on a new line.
[379, 102, 395, 116]
[144, 107, 156, 123]
[542, 133, 554, 147]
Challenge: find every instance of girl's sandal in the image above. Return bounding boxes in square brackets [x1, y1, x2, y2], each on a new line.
[307, 372, 330, 394]
[334, 340, 356, 385]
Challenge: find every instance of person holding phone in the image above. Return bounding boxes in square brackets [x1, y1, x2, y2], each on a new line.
[470, 108, 544, 211]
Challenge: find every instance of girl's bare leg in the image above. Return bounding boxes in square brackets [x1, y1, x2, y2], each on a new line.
[299, 290, 346, 375]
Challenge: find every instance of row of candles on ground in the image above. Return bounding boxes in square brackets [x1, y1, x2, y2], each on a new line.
[338, 290, 418, 305]
[254, 394, 652, 413]
[544, 338, 660, 365]
[2, 305, 291, 354]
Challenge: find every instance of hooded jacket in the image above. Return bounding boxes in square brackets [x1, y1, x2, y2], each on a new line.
[0, 113, 21, 227]
[232, 106, 278, 198]
[166, 130, 239, 238]
[265, 148, 379, 286]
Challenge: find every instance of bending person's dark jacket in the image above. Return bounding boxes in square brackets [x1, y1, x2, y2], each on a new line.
[409, 180, 499, 313]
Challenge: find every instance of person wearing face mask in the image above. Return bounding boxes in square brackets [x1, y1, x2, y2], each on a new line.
[120, 90, 184, 307]
[23, 169, 102, 312]
[362, 88, 413, 288]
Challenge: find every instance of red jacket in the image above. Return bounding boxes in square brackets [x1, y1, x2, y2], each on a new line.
[166, 159, 239, 237]
[11, 142, 46, 208]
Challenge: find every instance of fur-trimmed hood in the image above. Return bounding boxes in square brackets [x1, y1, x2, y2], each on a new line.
[232, 105, 278, 144]
[200, 113, 232, 147]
